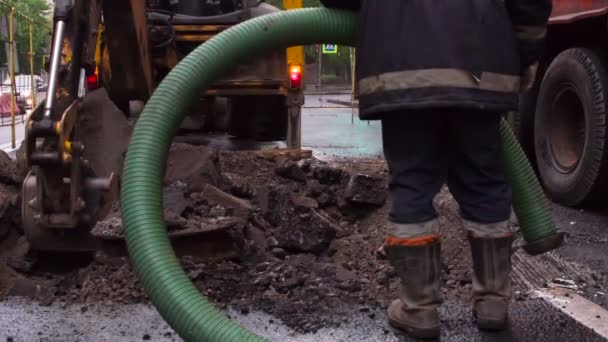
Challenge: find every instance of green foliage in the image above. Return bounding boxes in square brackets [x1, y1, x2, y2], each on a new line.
[320, 45, 354, 83]
[320, 73, 340, 84]
[0, 0, 51, 73]
[263, 0, 352, 83]
[6, 0, 51, 23]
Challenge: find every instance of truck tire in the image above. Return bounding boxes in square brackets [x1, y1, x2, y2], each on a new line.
[534, 48, 608, 206]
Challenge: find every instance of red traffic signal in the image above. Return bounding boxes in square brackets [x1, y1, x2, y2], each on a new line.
[290, 64, 302, 89]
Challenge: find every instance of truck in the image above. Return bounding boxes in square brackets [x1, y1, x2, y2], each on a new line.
[512, 0, 608, 207]
[21, 0, 305, 252]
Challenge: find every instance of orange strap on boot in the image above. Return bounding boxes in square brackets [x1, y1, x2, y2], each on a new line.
[385, 234, 440, 247]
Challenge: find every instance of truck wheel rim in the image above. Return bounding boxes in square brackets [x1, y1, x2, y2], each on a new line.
[549, 85, 586, 173]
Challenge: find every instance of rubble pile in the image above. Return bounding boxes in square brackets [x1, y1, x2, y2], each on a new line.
[0, 149, 27, 302]
[0, 143, 489, 332]
[0, 151, 20, 242]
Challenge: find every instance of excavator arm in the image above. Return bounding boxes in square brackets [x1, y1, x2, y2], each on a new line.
[101, 0, 154, 110]
[21, 0, 149, 251]
[21, 0, 301, 252]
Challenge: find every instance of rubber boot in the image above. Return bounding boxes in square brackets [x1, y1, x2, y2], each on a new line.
[468, 232, 514, 331]
[386, 238, 442, 339]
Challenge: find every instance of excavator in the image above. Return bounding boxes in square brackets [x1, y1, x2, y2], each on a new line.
[20, 0, 304, 252]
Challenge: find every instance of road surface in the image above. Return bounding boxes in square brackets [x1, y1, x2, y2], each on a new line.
[2, 94, 607, 341]
[0, 296, 604, 342]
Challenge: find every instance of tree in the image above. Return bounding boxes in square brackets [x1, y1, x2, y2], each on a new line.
[264, 0, 352, 85]
[0, 0, 51, 73]
[6, 0, 51, 23]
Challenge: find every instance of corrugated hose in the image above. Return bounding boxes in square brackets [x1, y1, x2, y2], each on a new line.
[120, 7, 562, 341]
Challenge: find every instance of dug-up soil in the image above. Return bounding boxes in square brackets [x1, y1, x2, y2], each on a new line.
[0, 143, 551, 333]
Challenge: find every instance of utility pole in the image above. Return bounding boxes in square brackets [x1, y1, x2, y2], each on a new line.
[9, 7, 15, 148]
[284, 0, 304, 149]
[30, 19, 36, 108]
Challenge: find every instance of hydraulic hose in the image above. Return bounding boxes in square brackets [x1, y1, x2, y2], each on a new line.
[121, 7, 562, 341]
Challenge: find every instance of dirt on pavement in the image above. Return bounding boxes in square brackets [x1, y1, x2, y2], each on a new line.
[1, 142, 607, 334]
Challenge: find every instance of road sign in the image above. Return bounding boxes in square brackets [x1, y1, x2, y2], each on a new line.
[322, 44, 338, 54]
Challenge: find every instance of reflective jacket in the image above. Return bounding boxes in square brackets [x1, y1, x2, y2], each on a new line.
[320, 0, 552, 119]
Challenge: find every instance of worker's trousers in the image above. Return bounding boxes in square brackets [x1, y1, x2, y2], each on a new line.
[381, 108, 512, 238]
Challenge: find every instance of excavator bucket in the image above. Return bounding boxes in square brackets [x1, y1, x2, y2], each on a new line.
[21, 89, 128, 252]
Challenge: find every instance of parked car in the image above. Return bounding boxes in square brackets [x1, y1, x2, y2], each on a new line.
[0, 75, 46, 109]
[0, 93, 25, 124]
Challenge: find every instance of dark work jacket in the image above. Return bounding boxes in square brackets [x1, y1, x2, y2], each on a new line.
[320, 0, 552, 119]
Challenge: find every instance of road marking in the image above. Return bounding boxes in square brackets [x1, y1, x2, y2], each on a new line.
[534, 287, 608, 339]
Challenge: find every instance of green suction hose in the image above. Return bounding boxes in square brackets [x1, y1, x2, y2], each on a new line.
[121, 8, 356, 342]
[500, 118, 564, 255]
[121, 7, 562, 341]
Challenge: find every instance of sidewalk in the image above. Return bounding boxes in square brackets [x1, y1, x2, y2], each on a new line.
[0, 121, 26, 154]
[304, 84, 353, 95]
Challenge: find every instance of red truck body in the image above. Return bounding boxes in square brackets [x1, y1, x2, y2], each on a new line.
[550, 0, 608, 23]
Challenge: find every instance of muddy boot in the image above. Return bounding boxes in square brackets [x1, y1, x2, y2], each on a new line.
[386, 237, 442, 339]
[469, 232, 514, 331]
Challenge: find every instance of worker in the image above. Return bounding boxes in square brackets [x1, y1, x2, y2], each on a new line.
[320, 0, 551, 339]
